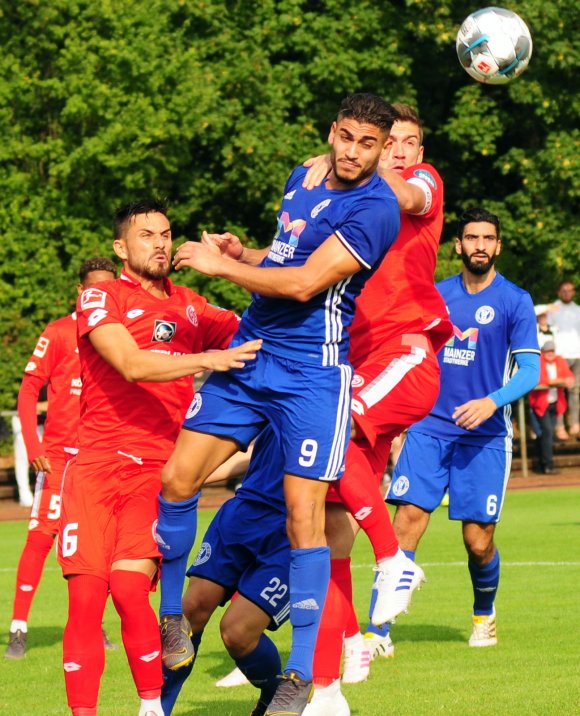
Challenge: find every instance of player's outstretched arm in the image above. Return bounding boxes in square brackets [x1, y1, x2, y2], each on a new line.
[88, 322, 262, 382]
[200, 231, 269, 266]
[377, 163, 428, 214]
[174, 234, 361, 302]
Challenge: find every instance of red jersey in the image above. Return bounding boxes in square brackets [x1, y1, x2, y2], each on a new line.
[18, 313, 81, 461]
[349, 162, 452, 367]
[76, 271, 239, 460]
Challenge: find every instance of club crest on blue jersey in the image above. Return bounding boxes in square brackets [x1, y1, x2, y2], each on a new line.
[152, 320, 176, 343]
[311, 199, 331, 219]
[193, 542, 212, 566]
[475, 305, 495, 324]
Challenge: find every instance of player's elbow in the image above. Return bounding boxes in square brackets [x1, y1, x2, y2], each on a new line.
[288, 274, 322, 302]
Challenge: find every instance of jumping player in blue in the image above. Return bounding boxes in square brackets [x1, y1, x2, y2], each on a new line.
[386, 206, 540, 648]
[161, 426, 290, 716]
[155, 93, 401, 715]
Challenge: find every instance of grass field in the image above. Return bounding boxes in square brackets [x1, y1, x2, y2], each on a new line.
[1, 487, 579, 715]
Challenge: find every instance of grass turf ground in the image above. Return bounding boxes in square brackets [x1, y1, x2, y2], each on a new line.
[1, 487, 578, 715]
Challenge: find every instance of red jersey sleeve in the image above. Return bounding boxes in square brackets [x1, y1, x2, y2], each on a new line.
[196, 302, 240, 351]
[402, 163, 443, 220]
[77, 281, 124, 337]
[17, 322, 61, 461]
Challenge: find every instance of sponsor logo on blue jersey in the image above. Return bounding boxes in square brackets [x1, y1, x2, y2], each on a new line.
[443, 325, 478, 366]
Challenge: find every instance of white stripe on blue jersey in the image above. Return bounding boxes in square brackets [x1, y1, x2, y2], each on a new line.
[323, 364, 352, 480]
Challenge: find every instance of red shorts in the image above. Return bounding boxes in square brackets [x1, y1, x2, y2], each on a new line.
[327, 333, 440, 503]
[28, 455, 70, 538]
[58, 452, 163, 581]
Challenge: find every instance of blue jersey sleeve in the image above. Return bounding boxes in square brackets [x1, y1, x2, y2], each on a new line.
[488, 351, 540, 408]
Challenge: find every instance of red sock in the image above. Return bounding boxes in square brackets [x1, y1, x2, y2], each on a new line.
[64, 575, 109, 712]
[312, 558, 352, 685]
[12, 530, 54, 621]
[344, 599, 360, 640]
[336, 441, 399, 561]
[110, 570, 162, 698]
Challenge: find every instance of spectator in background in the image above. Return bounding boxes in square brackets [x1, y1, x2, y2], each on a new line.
[534, 304, 557, 349]
[548, 281, 580, 440]
[528, 340, 575, 475]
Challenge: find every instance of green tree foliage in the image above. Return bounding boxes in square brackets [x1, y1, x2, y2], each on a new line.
[0, 0, 578, 407]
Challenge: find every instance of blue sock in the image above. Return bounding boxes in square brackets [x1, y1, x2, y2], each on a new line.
[285, 546, 330, 681]
[157, 492, 200, 617]
[236, 634, 281, 703]
[160, 631, 202, 715]
[469, 549, 500, 616]
[365, 549, 415, 636]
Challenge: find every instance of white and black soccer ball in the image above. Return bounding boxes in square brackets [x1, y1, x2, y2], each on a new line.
[456, 6, 533, 85]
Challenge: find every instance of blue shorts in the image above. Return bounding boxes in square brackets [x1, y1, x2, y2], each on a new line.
[184, 349, 352, 481]
[187, 498, 290, 629]
[387, 431, 511, 523]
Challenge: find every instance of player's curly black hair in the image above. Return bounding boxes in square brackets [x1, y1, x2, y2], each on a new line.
[78, 257, 117, 282]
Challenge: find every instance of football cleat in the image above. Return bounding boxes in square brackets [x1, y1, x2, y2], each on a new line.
[363, 632, 395, 660]
[4, 629, 27, 660]
[341, 633, 371, 683]
[160, 614, 195, 670]
[371, 550, 425, 626]
[102, 626, 118, 651]
[265, 672, 313, 715]
[468, 609, 497, 647]
[303, 680, 350, 716]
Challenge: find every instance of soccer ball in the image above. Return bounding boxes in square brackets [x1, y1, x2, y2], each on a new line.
[456, 7, 533, 85]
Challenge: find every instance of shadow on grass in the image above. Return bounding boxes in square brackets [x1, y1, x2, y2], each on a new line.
[19, 624, 63, 650]
[388, 622, 464, 643]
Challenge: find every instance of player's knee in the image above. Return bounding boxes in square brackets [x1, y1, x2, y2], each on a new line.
[160, 460, 195, 501]
[220, 618, 257, 658]
[182, 592, 211, 632]
[465, 539, 495, 565]
[393, 504, 428, 542]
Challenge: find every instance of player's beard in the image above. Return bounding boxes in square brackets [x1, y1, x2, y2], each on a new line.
[128, 255, 170, 281]
[330, 149, 376, 187]
[462, 252, 497, 275]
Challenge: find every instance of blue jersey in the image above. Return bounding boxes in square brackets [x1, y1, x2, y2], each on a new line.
[410, 272, 539, 449]
[235, 165, 400, 366]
